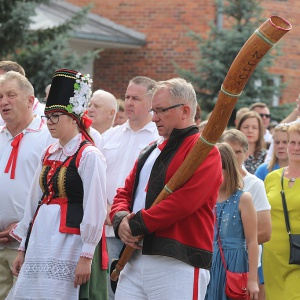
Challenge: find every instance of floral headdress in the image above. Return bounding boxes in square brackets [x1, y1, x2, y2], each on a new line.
[66, 72, 92, 116]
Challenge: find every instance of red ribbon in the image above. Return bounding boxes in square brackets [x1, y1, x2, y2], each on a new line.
[79, 113, 94, 144]
[81, 113, 93, 129]
[5, 133, 24, 179]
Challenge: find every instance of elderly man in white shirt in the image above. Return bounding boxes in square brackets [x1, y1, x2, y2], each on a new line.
[0, 71, 53, 299]
[100, 76, 159, 299]
[87, 89, 118, 136]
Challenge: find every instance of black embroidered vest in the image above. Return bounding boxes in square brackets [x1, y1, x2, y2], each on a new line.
[40, 140, 90, 234]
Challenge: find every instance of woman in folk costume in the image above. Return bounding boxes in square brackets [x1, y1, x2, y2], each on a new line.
[6, 69, 108, 300]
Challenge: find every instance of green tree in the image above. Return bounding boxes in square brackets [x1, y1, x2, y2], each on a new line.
[178, 0, 284, 122]
[0, 0, 98, 99]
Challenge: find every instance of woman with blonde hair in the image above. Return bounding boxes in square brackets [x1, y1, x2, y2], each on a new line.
[254, 124, 288, 300]
[263, 122, 300, 299]
[255, 124, 289, 181]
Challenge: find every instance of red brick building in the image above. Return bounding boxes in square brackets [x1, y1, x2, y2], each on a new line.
[68, 0, 300, 106]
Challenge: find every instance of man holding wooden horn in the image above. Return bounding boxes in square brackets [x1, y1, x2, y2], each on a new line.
[110, 78, 222, 300]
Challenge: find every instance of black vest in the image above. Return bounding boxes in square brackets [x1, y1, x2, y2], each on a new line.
[40, 140, 90, 233]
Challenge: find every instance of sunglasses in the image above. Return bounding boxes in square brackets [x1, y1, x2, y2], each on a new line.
[259, 113, 271, 118]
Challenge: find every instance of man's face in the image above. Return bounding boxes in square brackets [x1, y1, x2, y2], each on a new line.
[151, 89, 185, 139]
[124, 83, 151, 123]
[0, 79, 32, 125]
[253, 107, 270, 129]
[87, 94, 114, 129]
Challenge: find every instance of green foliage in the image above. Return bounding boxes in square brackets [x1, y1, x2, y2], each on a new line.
[177, 0, 285, 122]
[0, 0, 98, 99]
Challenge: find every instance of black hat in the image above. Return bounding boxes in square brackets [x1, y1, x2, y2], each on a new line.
[45, 68, 92, 122]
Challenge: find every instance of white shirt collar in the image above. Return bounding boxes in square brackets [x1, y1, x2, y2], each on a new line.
[124, 120, 157, 133]
[0, 115, 45, 137]
[48, 133, 83, 156]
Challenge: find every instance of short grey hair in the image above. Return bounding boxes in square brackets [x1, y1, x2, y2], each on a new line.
[152, 78, 197, 120]
[129, 76, 156, 93]
[0, 71, 34, 96]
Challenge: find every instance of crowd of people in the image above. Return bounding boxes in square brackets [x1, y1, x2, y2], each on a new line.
[0, 59, 300, 300]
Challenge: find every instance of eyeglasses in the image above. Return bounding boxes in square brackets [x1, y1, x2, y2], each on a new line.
[259, 113, 271, 118]
[149, 103, 185, 115]
[42, 113, 66, 124]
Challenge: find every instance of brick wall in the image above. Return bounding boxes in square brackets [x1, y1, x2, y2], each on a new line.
[68, 0, 300, 106]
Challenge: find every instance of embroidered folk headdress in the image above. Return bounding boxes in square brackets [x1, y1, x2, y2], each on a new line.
[45, 68, 92, 122]
[45, 68, 93, 141]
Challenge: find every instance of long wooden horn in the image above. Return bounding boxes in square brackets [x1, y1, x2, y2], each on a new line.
[111, 15, 292, 282]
